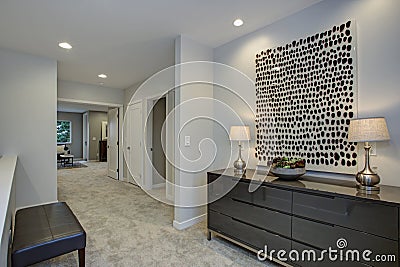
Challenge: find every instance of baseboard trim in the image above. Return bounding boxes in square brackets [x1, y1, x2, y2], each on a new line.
[16, 200, 59, 211]
[173, 213, 206, 230]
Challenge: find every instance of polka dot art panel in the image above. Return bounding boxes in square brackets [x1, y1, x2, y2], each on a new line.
[255, 20, 358, 174]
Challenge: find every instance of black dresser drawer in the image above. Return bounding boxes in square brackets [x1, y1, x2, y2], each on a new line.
[252, 185, 292, 213]
[227, 181, 292, 213]
[291, 241, 372, 267]
[227, 180, 253, 203]
[208, 193, 232, 214]
[208, 210, 291, 252]
[292, 217, 398, 267]
[209, 196, 291, 238]
[293, 191, 398, 239]
[208, 175, 237, 203]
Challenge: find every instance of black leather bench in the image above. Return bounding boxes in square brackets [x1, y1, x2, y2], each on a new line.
[11, 202, 86, 267]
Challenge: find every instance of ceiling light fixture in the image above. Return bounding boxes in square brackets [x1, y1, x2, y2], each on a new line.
[58, 42, 72, 50]
[233, 19, 244, 27]
[98, 74, 107, 79]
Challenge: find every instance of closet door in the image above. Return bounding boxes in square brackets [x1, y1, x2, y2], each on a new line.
[126, 101, 143, 186]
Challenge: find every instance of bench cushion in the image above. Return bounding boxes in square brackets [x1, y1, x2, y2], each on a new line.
[12, 202, 86, 267]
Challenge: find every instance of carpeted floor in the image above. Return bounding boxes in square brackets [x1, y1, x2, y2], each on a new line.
[33, 161, 278, 266]
[57, 161, 88, 169]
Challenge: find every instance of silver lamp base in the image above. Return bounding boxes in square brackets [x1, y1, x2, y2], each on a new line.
[356, 183, 380, 193]
[356, 143, 380, 193]
[234, 159, 246, 174]
[233, 144, 246, 174]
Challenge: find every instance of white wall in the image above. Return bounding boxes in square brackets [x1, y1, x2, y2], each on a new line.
[213, 0, 400, 186]
[0, 48, 58, 208]
[58, 80, 124, 105]
[124, 81, 143, 109]
[173, 36, 214, 229]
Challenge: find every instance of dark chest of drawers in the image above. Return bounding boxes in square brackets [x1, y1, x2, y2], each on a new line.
[207, 169, 400, 267]
[99, 140, 107, 162]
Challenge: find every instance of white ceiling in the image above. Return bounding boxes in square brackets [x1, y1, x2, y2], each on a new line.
[0, 0, 321, 89]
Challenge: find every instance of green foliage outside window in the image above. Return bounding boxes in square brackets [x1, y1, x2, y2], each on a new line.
[57, 120, 71, 144]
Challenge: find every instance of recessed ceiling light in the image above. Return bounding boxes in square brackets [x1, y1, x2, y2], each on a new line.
[233, 19, 244, 27]
[58, 42, 72, 50]
[99, 82, 104, 85]
[98, 74, 107, 79]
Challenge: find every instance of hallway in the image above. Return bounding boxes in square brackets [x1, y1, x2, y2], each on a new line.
[34, 162, 275, 266]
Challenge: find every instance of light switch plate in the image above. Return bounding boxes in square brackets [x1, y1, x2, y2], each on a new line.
[184, 136, 190, 147]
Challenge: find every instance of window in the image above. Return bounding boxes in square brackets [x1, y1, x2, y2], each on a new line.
[57, 120, 72, 144]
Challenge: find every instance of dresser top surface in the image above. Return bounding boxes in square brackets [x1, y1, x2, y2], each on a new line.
[208, 168, 400, 206]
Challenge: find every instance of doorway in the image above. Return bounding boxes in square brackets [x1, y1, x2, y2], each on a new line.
[82, 112, 89, 161]
[141, 92, 175, 202]
[57, 99, 124, 179]
[151, 97, 166, 187]
[107, 108, 119, 179]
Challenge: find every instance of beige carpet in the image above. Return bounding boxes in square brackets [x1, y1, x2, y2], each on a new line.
[33, 161, 278, 266]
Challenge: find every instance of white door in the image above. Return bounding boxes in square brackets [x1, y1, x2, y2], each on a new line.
[124, 108, 134, 184]
[127, 102, 142, 186]
[107, 108, 119, 179]
[82, 112, 89, 161]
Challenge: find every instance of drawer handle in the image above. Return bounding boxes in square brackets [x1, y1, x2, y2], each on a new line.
[296, 191, 335, 199]
[296, 204, 352, 216]
[231, 198, 252, 206]
[326, 208, 350, 216]
[260, 194, 290, 202]
[231, 217, 243, 224]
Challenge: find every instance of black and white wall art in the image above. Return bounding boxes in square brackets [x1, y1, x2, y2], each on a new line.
[255, 20, 358, 173]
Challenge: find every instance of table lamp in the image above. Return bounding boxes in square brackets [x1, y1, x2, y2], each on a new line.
[348, 117, 390, 192]
[230, 126, 250, 174]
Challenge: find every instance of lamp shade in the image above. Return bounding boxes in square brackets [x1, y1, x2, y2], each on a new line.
[229, 126, 250, 141]
[348, 117, 390, 142]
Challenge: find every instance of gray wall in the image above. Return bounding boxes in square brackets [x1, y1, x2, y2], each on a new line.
[88, 111, 108, 160]
[213, 0, 400, 186]
[57, 112, 83, 158]
[58, 80, 124, 105]
[0, 47, 57, 208]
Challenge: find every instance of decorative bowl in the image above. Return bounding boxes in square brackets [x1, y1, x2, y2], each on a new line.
[270, 167, 306, 181]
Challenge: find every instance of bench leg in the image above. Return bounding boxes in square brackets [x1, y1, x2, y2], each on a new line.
[78, 248, 85, 267]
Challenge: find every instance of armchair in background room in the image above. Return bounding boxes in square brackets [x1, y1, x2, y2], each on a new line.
[57, 144, 69, 164]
